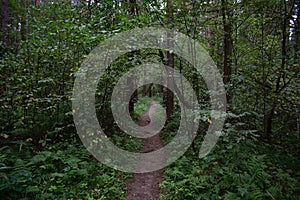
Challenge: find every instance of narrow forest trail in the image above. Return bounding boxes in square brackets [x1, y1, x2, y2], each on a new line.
[125, 100, 165, 200]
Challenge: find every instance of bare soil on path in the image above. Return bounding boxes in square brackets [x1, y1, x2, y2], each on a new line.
[125, 100, 165, 200]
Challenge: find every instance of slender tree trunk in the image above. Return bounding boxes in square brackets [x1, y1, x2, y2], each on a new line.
[294, 1, 300, 61]
[35, 0, 40, 6]
[127, 2, 139, 114]
[261, 13, 267, 141]
[221, 0, 233, 101]
[161, 84, 165, 103]
[166, 0, 174, 122]
[21, 0, 26, 41]
[1, 0, 10, 46]
[129, 92, 137, 114]
[264, 0, 288, 142]
[143, 85, 147, 96]
[294, 4, 300, 139]
[128, 0, 138, 15]
[148, 83, 153, 97]
[129, 73, 138, 114]
[166, 51, 174, 122]
[264, 104, 275, 142]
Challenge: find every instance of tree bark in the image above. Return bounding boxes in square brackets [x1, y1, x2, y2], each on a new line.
[264, 0, 289, 142]
[126, 1, 139, 113]
[294, 1, 300, 61]
[166, 51, 174, 122]
[128, 0, 138, 15]
[148, 83, 153, 97]
[21, 0, 26, 41]
[143, 85, 147, 96]
[166, 0, 174, 122]
[221, 0, 233, 100]
[129, 90, 138, 114]
[129, 74, 138, 114]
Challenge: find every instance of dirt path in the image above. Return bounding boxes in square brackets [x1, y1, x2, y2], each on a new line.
[126, 100, 165, 200]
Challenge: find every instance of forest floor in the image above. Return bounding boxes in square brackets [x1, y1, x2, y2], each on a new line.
[125, 100, 165, 200]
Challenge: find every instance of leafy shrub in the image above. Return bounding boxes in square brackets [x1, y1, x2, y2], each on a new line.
[0, 141, 131, 199]
[160, 112, 299, 200]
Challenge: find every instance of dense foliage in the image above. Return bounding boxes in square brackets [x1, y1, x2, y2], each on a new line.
[0, 0, 299, 199]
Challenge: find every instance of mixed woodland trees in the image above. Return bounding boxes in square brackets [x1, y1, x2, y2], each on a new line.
[0, 0, 299, 199]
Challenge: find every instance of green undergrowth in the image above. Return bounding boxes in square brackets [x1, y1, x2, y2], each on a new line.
[159, 111, 300, 200]
[0, 136, 132, 200]
[132, 96, 162, 120]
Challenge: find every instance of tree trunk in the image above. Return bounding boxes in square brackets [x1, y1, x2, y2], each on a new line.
[166, 0, 174, 122]
[148, 83, 153, 97]
[127, 1, 139, 113]
[1, 0, 10, 46]
[143, 85, 147, 96]
[221, 0, 233, 101]
[264, 105, 275, 142]
[166, 52, 174, 122]
[129, 73, 138, 114]
[21, 0, 26, 41]
[129, 90, 138, 114]
[294, 1, 300, 62]
[264, 0, 289, 142]
[128, 0, 138, 15]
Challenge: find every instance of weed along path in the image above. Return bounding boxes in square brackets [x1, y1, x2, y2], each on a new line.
[126, 100, 165, 200]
